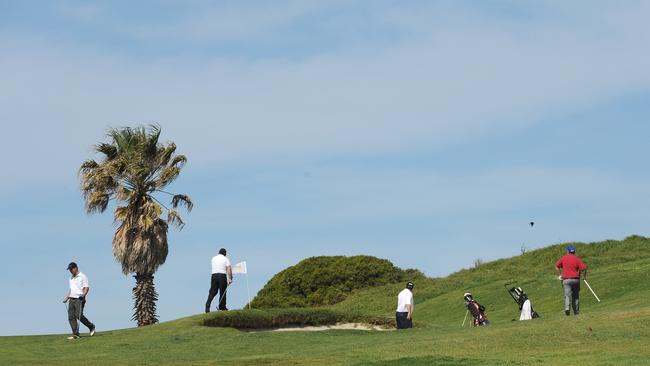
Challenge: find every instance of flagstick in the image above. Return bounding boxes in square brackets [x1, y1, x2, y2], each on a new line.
[462, 310, 468, 327]
[246, 273, 251, 309]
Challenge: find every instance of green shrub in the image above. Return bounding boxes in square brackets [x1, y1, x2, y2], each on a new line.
[203, 308, 393, 329]
[249, 255, 424, 308]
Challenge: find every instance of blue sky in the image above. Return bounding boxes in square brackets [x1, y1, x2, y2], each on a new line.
[1, 0, 650, 336]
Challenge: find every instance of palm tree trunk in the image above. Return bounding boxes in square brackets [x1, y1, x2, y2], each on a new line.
[132, 273, 159, 326]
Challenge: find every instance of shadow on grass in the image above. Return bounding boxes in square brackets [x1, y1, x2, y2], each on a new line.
[354, 356, 511, 366]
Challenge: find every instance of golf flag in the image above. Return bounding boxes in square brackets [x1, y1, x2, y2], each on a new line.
[231, 261, 251, 308]
[232, 261, 247, 274]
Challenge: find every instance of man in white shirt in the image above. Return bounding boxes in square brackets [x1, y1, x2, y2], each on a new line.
[205, 248, 233, 312]
[396, 282, 414, 329]
[63, 262, 95, 339]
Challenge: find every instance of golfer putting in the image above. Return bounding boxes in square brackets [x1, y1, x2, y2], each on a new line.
[205, 248, 233, 312]
[555, 245, 588, 316]
[396, 282, 414, 329]
[63, 262, 96, 339]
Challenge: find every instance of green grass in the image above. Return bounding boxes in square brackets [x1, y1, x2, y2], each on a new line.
[2, 235, 650, 365]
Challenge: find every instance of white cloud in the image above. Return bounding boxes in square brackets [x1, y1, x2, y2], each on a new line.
[1, 2, 650, 191]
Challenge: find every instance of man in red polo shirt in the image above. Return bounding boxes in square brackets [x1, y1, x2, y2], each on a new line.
[555, 245, 587, 316]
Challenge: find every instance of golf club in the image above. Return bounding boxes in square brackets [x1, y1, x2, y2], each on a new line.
[504, 283, 519, 303]
[217, 284, 230, 310]
[583, 279, 601, 302]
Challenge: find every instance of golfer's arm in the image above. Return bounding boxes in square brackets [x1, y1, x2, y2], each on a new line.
[582, 269, 587, 280]
[406, 304, 412, 316]
[63, 290, 70, 301]
[82, 287, 89, 298]
[555, 265, 561, 275]
[227, 266, 233, 281]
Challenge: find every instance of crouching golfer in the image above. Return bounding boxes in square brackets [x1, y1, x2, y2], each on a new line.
[205, 248, 233, 312]
[396, 282, 414, 329]
[555, 245, 587, 316]
[63, 262, 95, 339]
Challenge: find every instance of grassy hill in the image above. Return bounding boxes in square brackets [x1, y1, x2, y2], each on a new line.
[334, 235, 650, 325]
[2, 236, 650, 365]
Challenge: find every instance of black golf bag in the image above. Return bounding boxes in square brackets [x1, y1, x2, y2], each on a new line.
[464, 293, 489, 326]
[506, 286, 540, 319]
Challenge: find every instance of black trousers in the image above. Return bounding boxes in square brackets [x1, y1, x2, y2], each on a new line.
[68, 298, 94, 336]
[205, 273, 228, 311]
[396, 312, 412, 329]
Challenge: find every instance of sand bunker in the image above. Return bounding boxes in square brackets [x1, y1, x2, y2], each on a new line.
[244, 323, 393, 333]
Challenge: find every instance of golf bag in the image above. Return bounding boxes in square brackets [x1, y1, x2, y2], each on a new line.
[506, 286, 540, 320]
[464, 293, 489, 326]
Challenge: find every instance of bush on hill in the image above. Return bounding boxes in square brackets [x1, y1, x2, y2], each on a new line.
[250, 255, 423, 308]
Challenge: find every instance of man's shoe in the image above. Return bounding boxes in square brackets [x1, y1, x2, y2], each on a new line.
[67, 335, 80, 340]
[89, 326, 96, 336]
[565, 310, 570, 316]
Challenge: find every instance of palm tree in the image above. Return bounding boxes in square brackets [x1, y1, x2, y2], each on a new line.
[79, 125, 193, 326]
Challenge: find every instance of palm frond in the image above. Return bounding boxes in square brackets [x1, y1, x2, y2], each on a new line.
[155, 166, 180, 188]
[79, 159, 99, 175]
[167, 209, 185, 229]
[116, 186, 133, 201]
[158, 143, 177, 167]
[85, 191, 110, 214]
[112, 218, 169, 275]
[144, 124, 161, 160]
[147, 123, 161, 143]
[139, 215, 155, 230]
[171, 194, 193, 212]
[114, 206, 129, 222]
[168, 154, 187, 168]
[95, 143, 118, 160]
[108, 127, 130, 153]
